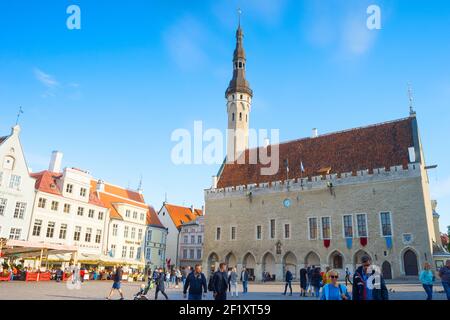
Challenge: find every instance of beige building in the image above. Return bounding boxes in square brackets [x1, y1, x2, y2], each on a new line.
[203, 23, 448, 281]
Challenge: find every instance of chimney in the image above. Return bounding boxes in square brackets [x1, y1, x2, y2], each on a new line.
[212, 176, 218, 189]
[264, 138, 270, 148]
[312, 128, 318, 138]
[96, 179, 105, 192]
[49, 151, 63, 173]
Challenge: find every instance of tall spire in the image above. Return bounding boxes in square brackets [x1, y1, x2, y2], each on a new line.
[225, 9, 252, 98]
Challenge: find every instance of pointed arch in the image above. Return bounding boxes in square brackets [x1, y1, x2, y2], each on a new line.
[328, 250, 344, 269]
[283, 251, 298, 275]
[353, 249, 372, 267]
[207, 252, 220, 273]
[225, 252, 237, 269]
[304, 251, 320, 267]
[262, 252, 276, 275]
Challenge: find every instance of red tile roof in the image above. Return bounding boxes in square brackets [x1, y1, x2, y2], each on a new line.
[217, 117, 414, 188]
[91, 180, 164, 228]
[147, 206, 164, 228]
[163, 204, 203, 229]
[30, 171, 106, 207]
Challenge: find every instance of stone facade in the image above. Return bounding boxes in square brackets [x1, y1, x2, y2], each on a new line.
[203, 163, 436, 280]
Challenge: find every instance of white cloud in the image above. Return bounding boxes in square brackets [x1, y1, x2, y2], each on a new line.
[340, 13, 377, 56]
[34, 68, 59, 88]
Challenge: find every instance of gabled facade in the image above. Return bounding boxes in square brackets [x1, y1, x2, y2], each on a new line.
[178, 215, 205, 268]
[0, 125, 37, 241]
[157, 203, 203, 268]
[93, 180, 160, 269]
[143, 206, 167, 271]
[28, 152, 108, 262]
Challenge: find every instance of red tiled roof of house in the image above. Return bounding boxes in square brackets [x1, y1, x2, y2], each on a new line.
[163, 204, 203, 229]
[30, 171, 106, 207]
[147, 205, 164, 228]
[217, 117, 415, 188]
[91, 180, 162, 226]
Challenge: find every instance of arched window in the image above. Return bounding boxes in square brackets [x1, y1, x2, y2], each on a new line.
[238, 62, 243, 68]
[239, 113, 242, 121]
[232, 113, 235, 121]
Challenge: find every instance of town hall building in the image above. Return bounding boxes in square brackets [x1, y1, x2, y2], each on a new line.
[203, 22, 447, 281]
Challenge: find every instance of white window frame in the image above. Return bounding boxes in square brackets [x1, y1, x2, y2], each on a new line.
[0, 198, 7, 216]
[307, 217, 318, 240]
[342, 214, 354, 239]
[379, 211, 394, 237]
[355, 213, 369, 238]
[320, 216, 332, 240]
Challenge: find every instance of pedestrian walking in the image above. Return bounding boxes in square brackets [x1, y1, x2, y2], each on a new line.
[107, 266, 124, 300]
[212, 263, 229, 301]
[321, 270, 351, 300]
[307, 265, 314, 296]
[229, 267, 239, 297]
[183, 264, 207, 301]
[240, 267, 249, 294]
[155, 268, 169, 300]
[438, 259, 450, 300]
[344, 267, 352, 286]
[352, 255, 389, 300]
[299, 266, 308, 297]
[419, 262, 435, 300]
[283, 269, 293, 296]
[311, 267, 323, 298]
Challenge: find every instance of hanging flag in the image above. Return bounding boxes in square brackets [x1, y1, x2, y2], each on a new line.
[360, 237, 368, 247]
[300, 161, 305, 173]
[284, 159, 289, 172]
[346, 238, 353, 250]
[324, 239, 331, 248]
[385, 236, 393, 249]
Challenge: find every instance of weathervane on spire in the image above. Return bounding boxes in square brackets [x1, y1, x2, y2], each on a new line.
[408, 83, 416, 116]
[15, 106, 24, 125]
[237, 7, 242, 27]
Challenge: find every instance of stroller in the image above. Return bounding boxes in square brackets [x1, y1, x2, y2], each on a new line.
[133, 280, 154, 300]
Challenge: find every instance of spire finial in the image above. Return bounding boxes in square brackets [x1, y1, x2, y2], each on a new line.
[237, 7, 242, 28]
[408, 82, 416, 116]
[15, 106, 24, 125]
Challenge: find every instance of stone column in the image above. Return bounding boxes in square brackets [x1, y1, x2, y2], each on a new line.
[275, 263, 284, 282]
[254, 263, 262, 282]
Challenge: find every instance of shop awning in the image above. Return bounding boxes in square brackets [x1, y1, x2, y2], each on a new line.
[1, 240, 78, 259]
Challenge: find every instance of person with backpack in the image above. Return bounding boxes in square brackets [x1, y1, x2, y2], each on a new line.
[352, 255, 389, 300]
[283, 269, 293, 296]
[183, 264, 207, 300]
[419, 262, 435, 300]
[321, 270, 351, 300]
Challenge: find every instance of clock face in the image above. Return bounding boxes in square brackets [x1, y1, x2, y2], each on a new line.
[283, 199, 291, 208]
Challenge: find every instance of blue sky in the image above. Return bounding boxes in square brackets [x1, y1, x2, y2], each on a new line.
[0, 0, 449, 231]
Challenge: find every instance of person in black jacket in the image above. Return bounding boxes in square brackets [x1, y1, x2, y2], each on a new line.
[212, 263, 229, 300]
[283, 269, 293, 296]
[155, 268, 169, 300]
[311, 267, 323, 298]
[352, 256, 389, 301]
[299, 266, 308, 297]
[183, 264, 208, 300]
